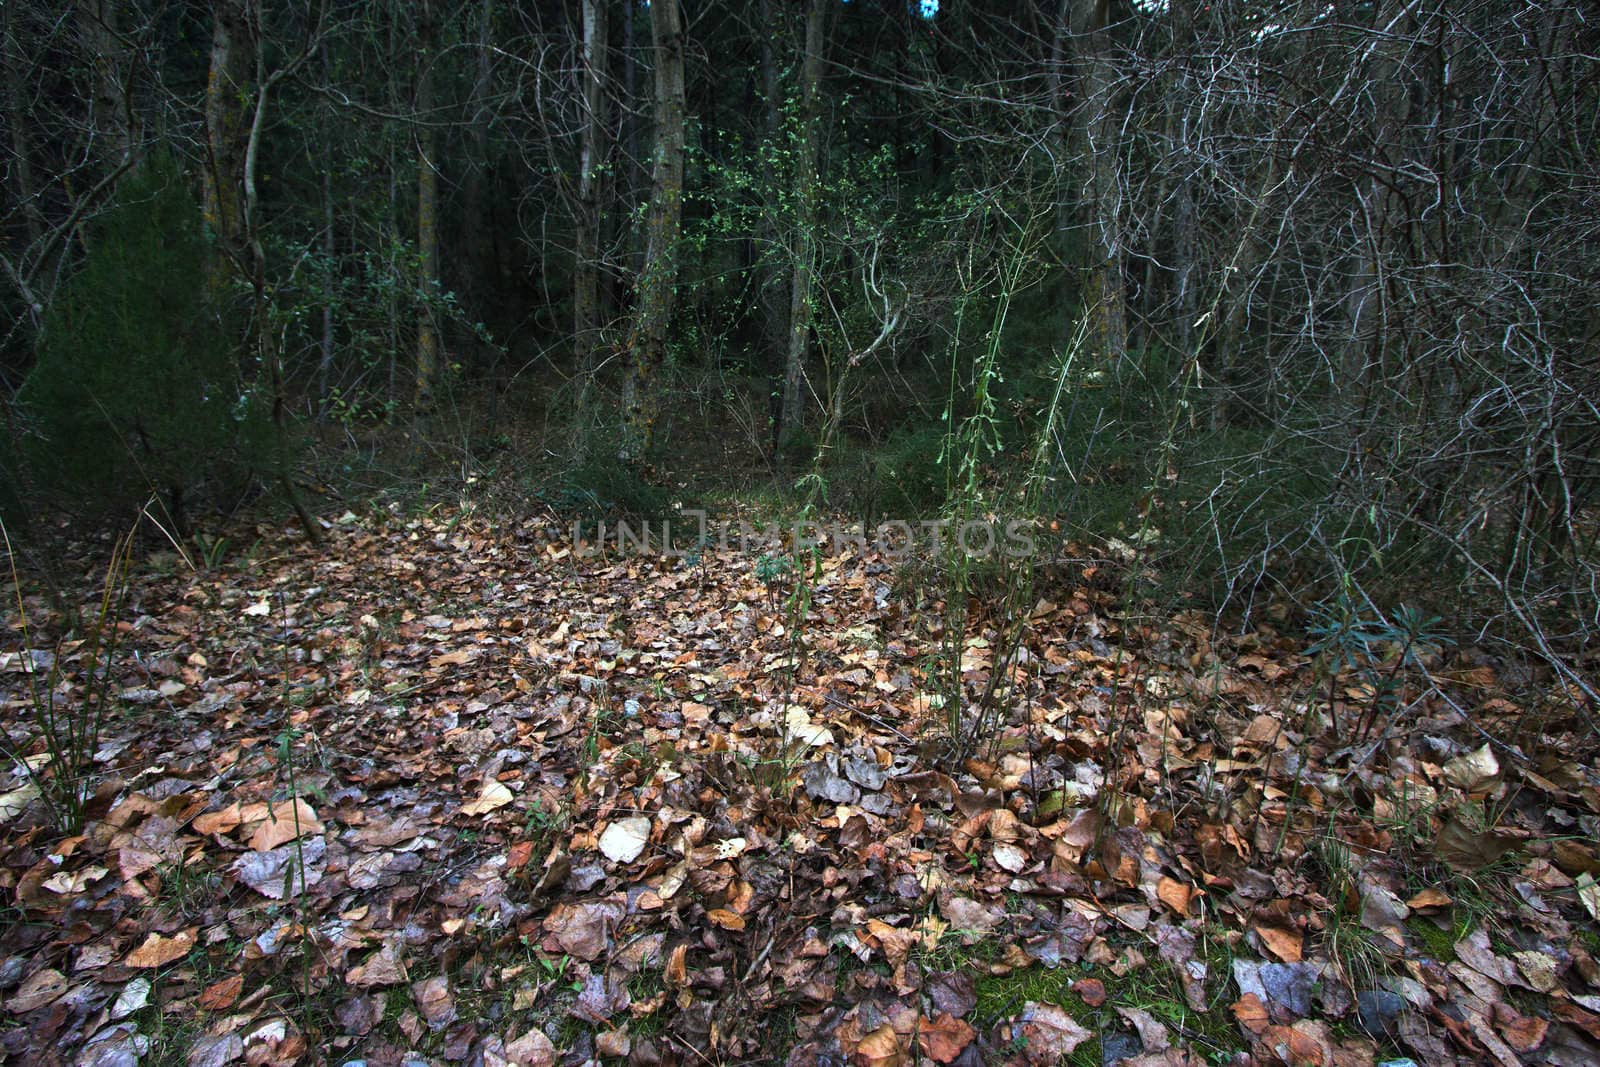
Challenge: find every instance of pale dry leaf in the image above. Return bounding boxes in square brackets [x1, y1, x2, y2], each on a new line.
[992, 842, 1027, 873]
[1443, 743, 1499, 792]
[110, 977, 151, 1020]
[231, 836, 326, 899]
[597, 817, 651, 864]
[1576, 873, 1600, 922]
[461, 778, 514, 817]
[504, 1027, 557, 1067]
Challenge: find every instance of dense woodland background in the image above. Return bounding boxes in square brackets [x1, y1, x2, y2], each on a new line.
[0, 0, 1595, 695]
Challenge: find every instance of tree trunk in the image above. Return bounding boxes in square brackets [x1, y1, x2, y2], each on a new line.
[1, 4, 43, 301]
[759, 0, 787, 460]
[620, 0, 686, 459]
[319, 164, 335, 415]
[1072, 0, 1126, 369]
[574, 0, 609, 418]
[203, 0, 252, 280]
[414, 0, 440, 409]
[778, 0, 827, 464]
[461, 0, 495, 343]
[79, 0, 133, 167]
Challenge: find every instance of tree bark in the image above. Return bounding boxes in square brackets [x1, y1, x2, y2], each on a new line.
[1071, 0, 1126, 369]
[78, 0, 134, 167]
[778, 0, 827, 464]
[574, 0, 609, 404]
[203, 0, 252, 279]
[414, 0, 440, 409]
[461, 0, 495, 341]
[620, 0, 686, 459]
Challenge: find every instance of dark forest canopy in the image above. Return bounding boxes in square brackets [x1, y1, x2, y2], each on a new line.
[0, 0, 1594, 680]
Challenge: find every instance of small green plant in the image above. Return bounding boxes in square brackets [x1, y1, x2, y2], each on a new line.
[756, 552, 793, 612]
[0, 520, 133, 833]
[523, 798, 570, 848]
[1306, 579, 1451, 744]
[538, 953, 585, 993]
[193, 533, 230, 571]
[156, 850, 220, 920]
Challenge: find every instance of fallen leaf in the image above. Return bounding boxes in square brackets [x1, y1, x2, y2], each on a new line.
[917, 1012, 975, 1064]
[1232, 993, 1270, 1035]
[110, 977, 151, 1020]
[1405, 887, 1451, 911]
[7, 968, 68, 1012]
[247, 798, 323, 851]
[412, 975, 457, 1031]
[0, 781, 40, 824]
[125, 928, 197, 968]
[1073, 978, 1106, 1007]
[461, 778, 514, 816]
[199, 974, 245, 1011]
[993, 842, 1028, 873]
[186, 1033, 246, 1067]
[347, 940, 408, 987]
[783, 706, 834, 748]
[231, 836, 326, 899]
[1577, 872, 1600, 921]
[572, 972, 630, 1024]
[1255, 923, 1303, 963]
[504, 1027, 558, 1066]
[1443, 744, 1499, 791]
[1157, 876, 1194, 916]
[1116, 1005, 1173, 1052]
[1012, 1001, 1091, 1064]
[597, 816, 651, 863]
[1493, 1002, 1549, 1053]
[542, 899, 624, 960]
[854, 1023, 907, 1067]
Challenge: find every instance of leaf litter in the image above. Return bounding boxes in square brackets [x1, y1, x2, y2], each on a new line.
[0, 506, 1596, 1065]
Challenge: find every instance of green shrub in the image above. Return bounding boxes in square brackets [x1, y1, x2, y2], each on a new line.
[539, 454, 670, 532]
[16, 156, 261, 524]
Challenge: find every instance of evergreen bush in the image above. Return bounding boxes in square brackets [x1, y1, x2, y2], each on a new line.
[16, 156, 263, 527]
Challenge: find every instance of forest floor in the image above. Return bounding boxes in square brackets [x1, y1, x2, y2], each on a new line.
[1, 502, 1598, 1066]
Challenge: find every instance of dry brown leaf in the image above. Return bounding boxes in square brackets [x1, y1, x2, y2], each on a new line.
[7, 968, 68, 1013]
[1404, 887, 1451, 910]
[198, 974, 245, 1011]
[504, 1027, 558, 1067]
[1493, 1002, 1549, 1053]
[125, 928, 197, 968]
[917, 1012, 975, 1064]
[1259, 1021, 1329, 1066]
[460, 778, 514, 816]
[192, 802, 243, 836]
[1255, 924, 1303, 962]
[247, 798, 323, 851]
[1157, 876, 1194, 917]
[1232, 993, 1270, 1035]
[347, 940, 408, 987]
[1013, 1001, 1092, 1064]
[1073, 978, 1106, 1007]
[412, 975, 457, 1031]
[854, 1023, 907, 1067]
[664, 943, 689, 988]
